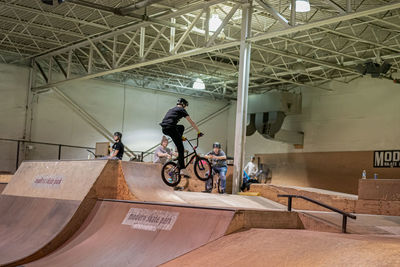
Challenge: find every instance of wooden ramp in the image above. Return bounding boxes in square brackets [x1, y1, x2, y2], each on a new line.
[27, 200, 236, 267]
[0, 183, 6, 193]
[0, 160, 133, 267]
[121, 162, 286, 211]
[163, 229, 400, 267]
[249, 184, 358, 213]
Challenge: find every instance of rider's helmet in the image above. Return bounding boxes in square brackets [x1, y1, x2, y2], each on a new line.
[213, 142, 221, 148]
[177, 98, 189, 107]
[114, 132, 122, 139]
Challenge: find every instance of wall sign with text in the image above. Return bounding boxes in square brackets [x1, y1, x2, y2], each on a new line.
[374, 150, 400, 168]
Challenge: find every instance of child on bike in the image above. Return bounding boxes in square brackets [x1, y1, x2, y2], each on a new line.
[160, 98, 203, 177]
[203, 142, 227, 193]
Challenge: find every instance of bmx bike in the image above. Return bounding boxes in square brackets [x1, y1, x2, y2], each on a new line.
[161, 137, 211, 187]
[205, 167, 224, 194]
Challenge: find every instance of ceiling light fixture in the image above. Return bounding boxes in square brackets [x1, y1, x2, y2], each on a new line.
[209, 13, 222, 32]
[289, 0, 311, 13]
[193, 78, 206, 90]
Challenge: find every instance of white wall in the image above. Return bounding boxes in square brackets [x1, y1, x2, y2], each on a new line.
[29, 78, 231, 161]
[0, 63, 30, 172]
[229, 76, 400, 160]
[2, 60, 400, 172]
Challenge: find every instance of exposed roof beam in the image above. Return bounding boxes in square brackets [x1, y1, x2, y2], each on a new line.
[254, 0, 290, 28]
[323, 0, 346, 15]
[32, 2, 400, 91]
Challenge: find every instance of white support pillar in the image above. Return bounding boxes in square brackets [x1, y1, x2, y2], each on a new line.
[232, 1, 252, 194]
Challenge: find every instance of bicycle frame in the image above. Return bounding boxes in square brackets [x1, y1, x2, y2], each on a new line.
[182, 137, 200, 168]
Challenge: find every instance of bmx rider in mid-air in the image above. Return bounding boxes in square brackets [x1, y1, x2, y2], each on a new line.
[160, 98, 203, 178]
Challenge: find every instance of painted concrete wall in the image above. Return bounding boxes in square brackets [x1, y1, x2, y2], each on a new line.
[227, 77, 400, 160]
[1, 60, 400, 186]
[0, 63, 30, 172]
[228, 77, 400, 191]
[0, 63, 231, 172]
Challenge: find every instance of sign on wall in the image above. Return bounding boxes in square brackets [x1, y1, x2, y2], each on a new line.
[374, 150, 400, 168]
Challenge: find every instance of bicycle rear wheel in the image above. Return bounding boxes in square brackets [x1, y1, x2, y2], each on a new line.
[193, 157, 212, 181]
[161, 162, 181, 187]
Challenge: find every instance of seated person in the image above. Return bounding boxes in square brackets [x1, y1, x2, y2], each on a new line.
[109, 132, 124, 160]
[153, 136, 176, 165]
[241, 156, 260, 191]
[244, 156, 258, 178]
[203, 142, 227, 194]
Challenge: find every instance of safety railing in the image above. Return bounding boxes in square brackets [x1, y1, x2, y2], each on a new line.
[278, 194, 357, 233]
[0, 138, 148, 172]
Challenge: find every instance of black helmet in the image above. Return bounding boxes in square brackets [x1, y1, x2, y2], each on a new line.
[177, 98, 189, 107]
[114, 132, 122, 139]
[213, 142, 221, 148]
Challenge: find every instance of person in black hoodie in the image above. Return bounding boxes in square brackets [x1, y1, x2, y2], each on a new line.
[160, 98, 203, 177]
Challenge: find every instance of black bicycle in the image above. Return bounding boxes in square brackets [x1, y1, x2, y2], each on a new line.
[161, 137, 211, 187]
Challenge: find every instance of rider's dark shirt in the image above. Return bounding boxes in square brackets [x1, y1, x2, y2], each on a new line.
[112, 141, 124, 160]
[160, 106, 189, 128]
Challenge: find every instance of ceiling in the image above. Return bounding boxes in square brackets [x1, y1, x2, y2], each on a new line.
[1, 0, 400, 99]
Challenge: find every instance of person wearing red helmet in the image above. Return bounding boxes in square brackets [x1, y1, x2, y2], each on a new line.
[160, 98, 203, 177]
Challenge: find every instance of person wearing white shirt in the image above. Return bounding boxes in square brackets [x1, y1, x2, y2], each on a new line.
[244, 156, 258, 178]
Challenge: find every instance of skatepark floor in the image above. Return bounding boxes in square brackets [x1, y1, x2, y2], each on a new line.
[163, 228, 400, 267]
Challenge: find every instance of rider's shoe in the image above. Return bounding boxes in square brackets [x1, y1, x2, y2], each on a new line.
[219, 190, 225, 194]
[202, 189, 212, 193]
[180, 168, 191, 178]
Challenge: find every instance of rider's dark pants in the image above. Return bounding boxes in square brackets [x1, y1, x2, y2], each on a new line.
[162, 125, 185, 169]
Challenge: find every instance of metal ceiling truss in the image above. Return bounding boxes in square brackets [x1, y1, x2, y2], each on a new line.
[1, 0, 400, 98]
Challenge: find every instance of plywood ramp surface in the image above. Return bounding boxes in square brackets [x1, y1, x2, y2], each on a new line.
[0, 195, 89, 267]
[0, 175, 12, 183]
[3, 160, 107, 200]
[28, 200, 235, 267]
[0, 183, 6, 193]
[250, 184, 357, 213]
[300, 210, 400, 235]
[2, 160, 135, 201]
[122, 162, 286, 210]
[0, 160, 136, 266]
[121, 161, 185, 203]
[163, 229, 400, 267]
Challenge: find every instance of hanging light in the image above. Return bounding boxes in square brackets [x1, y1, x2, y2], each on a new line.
[209, 13, 222, 32]
[289, 0, 311, 13]
[193, 78, 205, 90]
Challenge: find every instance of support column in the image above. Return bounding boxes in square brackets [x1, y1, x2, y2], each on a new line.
[232, 1, 252, 194]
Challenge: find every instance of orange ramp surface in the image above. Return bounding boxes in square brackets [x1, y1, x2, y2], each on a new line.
[27, 200, 235, 267]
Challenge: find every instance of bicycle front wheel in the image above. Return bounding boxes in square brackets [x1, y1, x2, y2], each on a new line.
[194, 157, 212, 181]
[161, 162, 181, 187]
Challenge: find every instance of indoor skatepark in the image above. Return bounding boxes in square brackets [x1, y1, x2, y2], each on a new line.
[1, 0, 400, 266]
